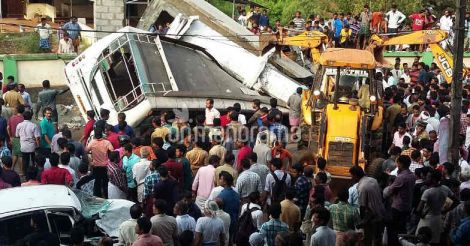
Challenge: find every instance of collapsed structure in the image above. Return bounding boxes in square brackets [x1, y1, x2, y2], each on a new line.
[66, 0, 313, 126]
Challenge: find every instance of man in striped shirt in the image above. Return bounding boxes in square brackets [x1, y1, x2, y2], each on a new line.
[292, 11, 306, 31]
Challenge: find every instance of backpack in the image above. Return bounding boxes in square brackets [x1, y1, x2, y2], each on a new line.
[271, 172, 288, 203]
[235, 203, 260, 246]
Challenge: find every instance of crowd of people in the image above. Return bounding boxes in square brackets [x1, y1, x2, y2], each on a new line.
[2, 64, 470, 246]
[3, 4, 470, 246]
[236, 4, 467, 51]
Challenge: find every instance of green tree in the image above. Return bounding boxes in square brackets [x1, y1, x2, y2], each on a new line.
[208, 0, 458, 26]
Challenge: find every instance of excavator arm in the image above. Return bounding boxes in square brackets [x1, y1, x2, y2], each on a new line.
[367, 30, 462, 83]
[259, 29, 327, 62]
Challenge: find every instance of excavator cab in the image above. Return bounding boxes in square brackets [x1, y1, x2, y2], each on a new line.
[303, 49, 381, 177]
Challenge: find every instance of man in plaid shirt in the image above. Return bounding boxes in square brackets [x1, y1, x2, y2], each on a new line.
[259, 203, 288, 245]
[292, 163, 312, 218]
[143, 160, 160, 216]
[329, 188, 360, 243]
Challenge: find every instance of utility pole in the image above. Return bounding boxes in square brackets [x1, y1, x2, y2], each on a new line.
[450, 0, 466, 168]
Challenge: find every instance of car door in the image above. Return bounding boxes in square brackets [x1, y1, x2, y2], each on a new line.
[46, 210, 75, 245]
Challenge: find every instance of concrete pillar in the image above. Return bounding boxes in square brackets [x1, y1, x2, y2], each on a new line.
[94, 0, 124, 39]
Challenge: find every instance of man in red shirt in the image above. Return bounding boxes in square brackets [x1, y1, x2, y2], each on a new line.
[409, 64, 420, 85]
[86, 129, 114, 198]
[41, 153, 73, 186]
[220, 107, 233, 127]
[371, 11, 384, 33]
[80, 110, 95, 144]
[271, 141, 293, 170]
[236, 138, 252, 172]
[409, 10, 426, 31]
[162, 147, 184, 188]
[105, 124, 120, 149]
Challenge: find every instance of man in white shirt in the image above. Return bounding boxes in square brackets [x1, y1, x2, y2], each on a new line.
[264, 159, 291, 205]
[391, 63, 403, 82]
[385, 4, 406, 33]
[58, 33, 75, 54]
[439, 10, 454, 49]
[35, 18, 52, 52]
[118, 204, 142, 246]
[400, 69, 411, 84]
[238, 10, 248, 27]
[240, 191, 264, 230]
[439, 10, 453, 32]
[205, 98, 220, 126]
[253, 133, 272, 166]
[132, 147, 151, 203]
[391, 123, 412, 149]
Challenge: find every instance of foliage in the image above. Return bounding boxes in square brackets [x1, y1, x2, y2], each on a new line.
[0, 32, 57, 54]
[208, 0, 458, 26]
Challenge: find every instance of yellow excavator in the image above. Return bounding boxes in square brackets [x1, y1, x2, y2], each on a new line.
[261, 30, 383, 177]
[368, 29, 464, 83]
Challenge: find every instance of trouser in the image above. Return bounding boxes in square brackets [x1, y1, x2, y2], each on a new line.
[386, 28, 398, 51]
[364, 220, 384, 246]
[128, 187, 138, 202]
[143, 197, 154, 218]
[92, 166, 108, 198]
[387, 208, 410, 246]
[52, 108, 59, 123]
[21, 152, 35, 171]
[334, 37, 341, 47]
[358, 33, 369, 49]
[39, 147, 51, 158]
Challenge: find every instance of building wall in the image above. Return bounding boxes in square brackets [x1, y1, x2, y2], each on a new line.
[0, 54, 75, 88]
[17, 60, 67, 87]
[94, 0, 124, 39]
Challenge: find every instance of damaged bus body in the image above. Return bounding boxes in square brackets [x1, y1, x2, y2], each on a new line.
[65, 27, 280, 127]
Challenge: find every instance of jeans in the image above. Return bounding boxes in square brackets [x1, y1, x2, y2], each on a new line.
[21, 152, 35, 171]
[92, 166, 108, 198]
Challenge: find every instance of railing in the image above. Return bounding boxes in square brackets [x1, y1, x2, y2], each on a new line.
[113, 82, 172, 112]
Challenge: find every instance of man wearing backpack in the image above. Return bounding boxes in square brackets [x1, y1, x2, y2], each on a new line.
[236, 192, 263, 246]
[264, 158, 291, 206]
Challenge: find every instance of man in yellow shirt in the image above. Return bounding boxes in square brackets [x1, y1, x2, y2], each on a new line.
[340, 24, 353, 48]
[3, 84, 25, 109]
[150, 117, 169, 143]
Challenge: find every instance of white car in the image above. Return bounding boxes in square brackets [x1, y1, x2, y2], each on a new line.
[0, 185, 134, 245]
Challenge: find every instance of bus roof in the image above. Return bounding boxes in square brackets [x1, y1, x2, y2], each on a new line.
[319, 48, 376, 70]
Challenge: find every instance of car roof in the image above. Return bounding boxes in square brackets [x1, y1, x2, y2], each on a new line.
[0, 185, 81, 218]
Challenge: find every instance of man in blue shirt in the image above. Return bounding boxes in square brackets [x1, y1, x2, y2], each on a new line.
[259, 10, 270, 29]
[122, 144, 141, 202]
[334, 13, 344, 47]
[452, 201, 470, 246]
[63, 16, 82, 52]
[113, 112, 135, 138]
[217, 171, 240, 246]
